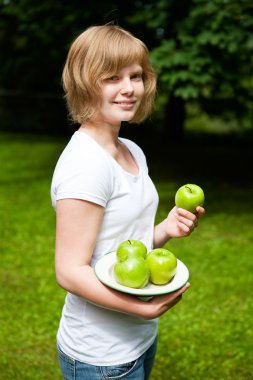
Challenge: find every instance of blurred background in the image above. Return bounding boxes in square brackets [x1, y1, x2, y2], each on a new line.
[1, 0, 253, 139]
[0, 1, 253, 379]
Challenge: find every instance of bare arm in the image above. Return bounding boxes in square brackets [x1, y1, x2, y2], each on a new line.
[55, 199, 190, 320]
[153, 206, 205, 248]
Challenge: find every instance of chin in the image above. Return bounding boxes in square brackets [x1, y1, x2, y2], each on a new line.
[121, 111, 137, 121]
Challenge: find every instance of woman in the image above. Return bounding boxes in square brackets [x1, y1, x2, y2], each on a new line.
[51, 24, 205, 379]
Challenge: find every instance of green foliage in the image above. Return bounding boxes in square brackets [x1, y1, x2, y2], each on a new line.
[1, 0, 253, 134]
[0, 1, 71, 91]
[146, 1, 253, 114]
[0, 0, 137, 92]
[0, 132, 252, 379]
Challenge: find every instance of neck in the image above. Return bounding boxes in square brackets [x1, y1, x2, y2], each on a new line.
[79, 121, 121, 150]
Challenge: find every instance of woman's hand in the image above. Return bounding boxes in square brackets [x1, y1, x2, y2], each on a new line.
[153, 206, 205, 248]
[165, 206, 205, 238]
[141, 282, 190, 320]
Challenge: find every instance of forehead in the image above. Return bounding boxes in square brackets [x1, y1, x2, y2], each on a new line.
[115, 63, 143, 74]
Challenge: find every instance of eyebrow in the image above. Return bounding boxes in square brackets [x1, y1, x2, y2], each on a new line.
[131, 68, 143, 74]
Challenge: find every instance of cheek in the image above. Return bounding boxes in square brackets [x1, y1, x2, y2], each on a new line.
[101, 84, 118, 98]
[138, 83, 145, 98]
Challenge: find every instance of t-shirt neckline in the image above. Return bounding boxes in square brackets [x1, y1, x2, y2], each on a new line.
[75, 131, 141, 179]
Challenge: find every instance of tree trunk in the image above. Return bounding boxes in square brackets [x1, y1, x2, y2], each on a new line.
[162, 96, 186, 141]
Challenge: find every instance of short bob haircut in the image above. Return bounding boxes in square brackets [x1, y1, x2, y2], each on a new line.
[62, 24, 157, 125]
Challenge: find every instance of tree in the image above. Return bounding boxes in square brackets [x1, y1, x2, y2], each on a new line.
[0, 0, 137, 92]
[0, 0, 138, 133]
[129, 0, 253, 139]
[1, 0, 253, 137]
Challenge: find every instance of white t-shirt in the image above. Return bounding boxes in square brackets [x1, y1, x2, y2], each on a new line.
[51, 131, 159, 366]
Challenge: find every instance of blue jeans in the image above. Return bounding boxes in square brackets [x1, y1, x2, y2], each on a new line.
[57, 337, 157, 380]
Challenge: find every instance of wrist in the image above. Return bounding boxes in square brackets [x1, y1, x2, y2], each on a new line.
[153, 218, 171, 248]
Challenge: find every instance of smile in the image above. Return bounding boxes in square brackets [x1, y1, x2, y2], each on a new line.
[113, 101, 136, 110]
[114, 101, 136, 105]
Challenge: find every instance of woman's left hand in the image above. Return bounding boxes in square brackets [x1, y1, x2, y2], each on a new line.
[164, 205, 205, 238]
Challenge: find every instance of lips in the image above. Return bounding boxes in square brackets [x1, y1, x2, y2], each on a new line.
[113, 100, 137, 110]
[114, 100, 136, 105]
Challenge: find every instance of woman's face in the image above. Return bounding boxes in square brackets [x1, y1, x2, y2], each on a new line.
[96, 63, 145, 127]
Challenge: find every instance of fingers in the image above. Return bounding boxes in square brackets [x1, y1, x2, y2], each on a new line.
[163, 282, 190, 302]
[161, 282, 190, 309]
[149, 283, 190, 318]
[175, 281, 190, 295]
[166, 294, 182, 309]
[177, 208, 197, 221]
[196, 206, 205, 217]
[166, 283, 190, 308]
[176, 208, 198, 234]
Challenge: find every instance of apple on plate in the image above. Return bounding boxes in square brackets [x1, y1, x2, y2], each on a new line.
[114, 257, 150, 289]
[147, 248, 177, 285]
[116, 239, 147, 262]
[175, 184, 205, 213]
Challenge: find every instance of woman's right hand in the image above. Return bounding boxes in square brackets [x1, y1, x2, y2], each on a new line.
[141, 282, 190, 320]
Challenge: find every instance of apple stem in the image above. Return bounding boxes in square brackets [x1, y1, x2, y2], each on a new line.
[185, 186, 192, 193]
[128, 240, 132, 244]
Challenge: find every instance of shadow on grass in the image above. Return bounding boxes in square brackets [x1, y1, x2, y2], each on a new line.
[1, 129, 252, 217]
[128, 130, 253, 217]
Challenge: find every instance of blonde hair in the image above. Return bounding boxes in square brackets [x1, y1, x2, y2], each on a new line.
[62, 24, 157, 124]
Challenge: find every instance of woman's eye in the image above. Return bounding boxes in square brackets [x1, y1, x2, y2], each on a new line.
[131, 73, 143, 80]
[107, 76, 119, 81]
[104, 72, 143, 82]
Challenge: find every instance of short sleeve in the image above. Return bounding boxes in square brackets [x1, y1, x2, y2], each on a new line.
[51, 147, 113, 209]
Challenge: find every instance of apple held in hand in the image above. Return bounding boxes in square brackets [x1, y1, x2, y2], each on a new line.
[116, 239, 147, 262]
[175, 184, 205, 213]
[114, 257, 150, 289]
[147, 248, 177, 285]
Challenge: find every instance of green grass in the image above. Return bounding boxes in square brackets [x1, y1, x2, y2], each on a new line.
[0, 132, 252, 380]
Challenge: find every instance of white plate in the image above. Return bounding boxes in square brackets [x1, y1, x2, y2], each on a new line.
[94, 251, 189, 297]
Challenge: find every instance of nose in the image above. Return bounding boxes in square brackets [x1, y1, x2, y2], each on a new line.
[120, 77, 134, 95]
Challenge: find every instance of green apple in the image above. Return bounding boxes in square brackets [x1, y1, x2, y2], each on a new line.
[147, 248, 177, 285]
[116, 240, 147, 262]
[175, 184, 205, 213]
[114, 257, 150, 289]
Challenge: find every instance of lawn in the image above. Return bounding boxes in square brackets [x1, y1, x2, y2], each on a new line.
[0, 131, 252, 380]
